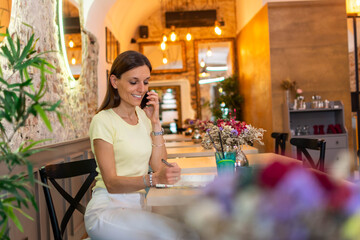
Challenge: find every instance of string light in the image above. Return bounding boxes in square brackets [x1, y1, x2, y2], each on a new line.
[162, 53, 168, 64]
[214, 20, 222, 35]
[207, 47, 212, 57]
[162, 34, 168, 42]
[170, 25, 177, 42]
[71, 55, 76, 65]
[199, 69, 210, 78]
[200, 59, 205, 68]
[186, 32, 192, 41]
[160, 41, 166, 50]
[69, 39, 74, 48]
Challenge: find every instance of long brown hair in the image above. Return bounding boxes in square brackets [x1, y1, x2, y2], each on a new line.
[97, 51, 152, 113]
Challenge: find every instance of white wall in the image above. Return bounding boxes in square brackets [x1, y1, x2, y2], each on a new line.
[83, 0, 160, 106]
[235, 0, 263, 33]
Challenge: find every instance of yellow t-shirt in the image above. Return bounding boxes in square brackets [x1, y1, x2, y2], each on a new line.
[89, 107, 152, 190]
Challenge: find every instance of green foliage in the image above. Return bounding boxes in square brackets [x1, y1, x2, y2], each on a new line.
[0, 29, 63, 239]
[209, 75, 243, 120]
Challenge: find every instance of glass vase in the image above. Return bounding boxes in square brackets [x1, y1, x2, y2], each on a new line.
[215, 151, 236, 176]
[235, 145, 249, 167]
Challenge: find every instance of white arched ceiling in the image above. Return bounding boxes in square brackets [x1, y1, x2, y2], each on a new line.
[84, 0, 161, 105]
[106, 0, 160, 51]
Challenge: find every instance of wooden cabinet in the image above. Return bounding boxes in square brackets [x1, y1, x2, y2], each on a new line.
[288, 101, 348, 170]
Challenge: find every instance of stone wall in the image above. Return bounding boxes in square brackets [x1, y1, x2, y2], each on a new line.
[137, 0, 237, 115]
[2, 0, 98, 148]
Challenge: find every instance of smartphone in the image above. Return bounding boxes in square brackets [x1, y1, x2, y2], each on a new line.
[140, 92, 149, 109]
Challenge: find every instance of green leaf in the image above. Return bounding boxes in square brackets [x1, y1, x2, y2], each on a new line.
[14, 207, 33, 221]
[56, 111, 64, 127]
[1, 46, 14, 65]
[20, 139, 50, 153]
[33, 104, 52, 131]
[3, 206, 23, 232]
[47, 100, 61, 111]
[26, 162, 34, 184]
[18, 34, 34, 63]
[7, 78, 32, 88]
[6, 29, 17, 60]
[21, 22, 34, 31]
[0, 218, 9, 239]
[0, 64, 3, 78]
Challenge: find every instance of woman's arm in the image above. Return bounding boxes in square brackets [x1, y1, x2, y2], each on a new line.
[148, 121, 167, 172]
[142, 91, 181, 183]
[94, 138, 180, 193]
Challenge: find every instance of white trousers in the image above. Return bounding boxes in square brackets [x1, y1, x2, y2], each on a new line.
[84, 188, 190, 240]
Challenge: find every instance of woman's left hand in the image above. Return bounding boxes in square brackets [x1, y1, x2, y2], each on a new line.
[143, 90, 160, 124]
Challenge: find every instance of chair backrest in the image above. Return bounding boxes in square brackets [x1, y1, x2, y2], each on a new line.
[290, 138, 326, 172]
[271, 132, 288, 155]
[39, 158, 98, 240]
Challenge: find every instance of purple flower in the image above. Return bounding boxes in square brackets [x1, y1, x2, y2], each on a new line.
[219, 127, 223, 131]
[231, 129, 238, 136]
[260, 168, 325, 221]
[203, 174, 237, 215]
[344, 186, 360, 215]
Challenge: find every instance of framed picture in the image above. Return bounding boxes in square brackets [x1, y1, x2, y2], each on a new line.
[139, 41, 186, 74]
[106, 27, 120, 63]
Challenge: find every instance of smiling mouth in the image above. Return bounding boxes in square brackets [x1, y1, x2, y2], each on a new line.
[132, 94, 142, 99]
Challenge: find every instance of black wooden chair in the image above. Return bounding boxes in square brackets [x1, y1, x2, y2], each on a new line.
[271, 132, 288, 155]
[290, 138, 326, 172]
[39, 158, 98, 240]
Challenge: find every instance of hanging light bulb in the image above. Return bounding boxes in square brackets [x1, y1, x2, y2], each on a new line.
[162, 53, 168, 64]
[199, 68, 210, 78]
[162, 34, 168, 42]
[69, 39, 74, 48]
[207, 47, 212, 57]
[200, 59, 205, 68]
[160, 41, 166, 50]
[186, 32, 192, 41]
[71, 55, 76, 65]
[170, 25, 176, 42]
[214, 20, 222, 35]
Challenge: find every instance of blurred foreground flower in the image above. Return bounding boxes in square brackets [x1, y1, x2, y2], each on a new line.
[183, 161, 360, 240]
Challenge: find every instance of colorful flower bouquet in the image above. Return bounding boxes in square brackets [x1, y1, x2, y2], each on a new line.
[183, 161, 360, 240]
[200, 118, 265, 152]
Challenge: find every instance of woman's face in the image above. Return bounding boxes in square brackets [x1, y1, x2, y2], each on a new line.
[111, 65, 150, 108]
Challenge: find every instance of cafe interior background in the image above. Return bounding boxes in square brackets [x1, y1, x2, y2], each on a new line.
[1, 0, 358, 167]
[1, 0, 360, 237]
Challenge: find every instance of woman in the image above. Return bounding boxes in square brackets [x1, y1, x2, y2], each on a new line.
[85, 51, 183, 240]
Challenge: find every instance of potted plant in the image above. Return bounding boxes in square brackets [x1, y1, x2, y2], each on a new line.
[0, 29, 63, 239]
[208, 74, 244, 120]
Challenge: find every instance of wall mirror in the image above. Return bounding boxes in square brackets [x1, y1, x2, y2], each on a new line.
[194, 38, 236, 120]
[139, 41, 186, 74]
[149, 86, 182, 134]
[59, 0, 82, 80]
[0, 0, 12, 42]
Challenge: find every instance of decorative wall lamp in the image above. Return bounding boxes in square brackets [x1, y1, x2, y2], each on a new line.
[186, 31, 192, 41]
[214, 20, 222, 35]
[170, 25, 177, 41]
[347, 0, 360, 155]
[68, 39, 74, 48]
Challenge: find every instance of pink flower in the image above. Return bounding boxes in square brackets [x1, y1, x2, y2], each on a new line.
[296, 88, 303, 94]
